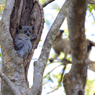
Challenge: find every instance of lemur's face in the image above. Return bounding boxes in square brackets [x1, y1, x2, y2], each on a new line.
[18, 25, 34, 36]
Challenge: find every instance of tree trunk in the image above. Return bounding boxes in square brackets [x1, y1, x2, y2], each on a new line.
[63, 0, 88, 95]
[0, 0, 44, 94]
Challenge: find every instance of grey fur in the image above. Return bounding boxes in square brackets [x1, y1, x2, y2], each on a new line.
[15, 25, 37, 59]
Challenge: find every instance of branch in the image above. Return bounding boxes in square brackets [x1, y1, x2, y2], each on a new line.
[0, 71, 21, 95]
[41, 0, 95, 8]
[88, 0, 95, 5]
[47, 86, 59, 94]
[42, 0, 55, 7]
[32, 0, 70, 95]
[53, 59, 95, 72]
[43, 64, 61, 78]
[60, 64, 66, 83]
[88, 61, 95, 72]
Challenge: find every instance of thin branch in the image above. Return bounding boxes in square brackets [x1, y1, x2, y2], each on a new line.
[88, 61, 95, 72]
[60, 64, 66, 83]
[88, 0, 95, 5]
[41, 0, 95, 8]
[42, 0, 55, 7]
[47, 86, 59, 94]
[89, 12, 95, 22]
[43, 64, 61, 78]
[0, 71, 21, 95]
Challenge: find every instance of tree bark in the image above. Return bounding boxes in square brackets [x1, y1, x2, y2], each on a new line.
[10, 0, 44, 82]
[63, 0, 88, 95]
[0, 0, 44, 94]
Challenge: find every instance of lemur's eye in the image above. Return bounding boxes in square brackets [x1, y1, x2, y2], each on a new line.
[29, 31, 31, 33]
[24, 31, 27, 33]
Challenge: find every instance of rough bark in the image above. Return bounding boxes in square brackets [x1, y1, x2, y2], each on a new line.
[0, 71, 21, 95]
[10, 0, 44, 82]
[63, 0, 88, 95]
[0, 0, 26, 94]
[0, 0, 44, 95]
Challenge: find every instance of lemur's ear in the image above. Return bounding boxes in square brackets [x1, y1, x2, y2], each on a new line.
[32, 26, 34, 30]
[60, 30, 64, 34]
[19, 25, 22, 30]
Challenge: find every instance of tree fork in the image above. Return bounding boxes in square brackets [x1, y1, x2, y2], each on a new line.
[10, 0, 44, 82]
[1, 0, 44, 94]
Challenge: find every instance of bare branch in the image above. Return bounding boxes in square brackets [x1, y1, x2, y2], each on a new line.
[88, 0, 95, 5]
[47, 86, 59, 94]
[0, 71, 21, 95]
[43, 64, 61, 78]
[32, 0, 70, 95]
[41, 0, 95, 8]
[42, 0, 55, 7]
[60, 64, 66, 83]
[88, 61, 95, 72]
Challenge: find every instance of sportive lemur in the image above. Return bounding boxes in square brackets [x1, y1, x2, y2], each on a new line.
[49, 30, 95, 62]
[15, 25, 38, 59]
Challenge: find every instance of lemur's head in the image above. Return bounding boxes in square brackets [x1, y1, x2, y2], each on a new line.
[18, 25, 34, 36]
[56, 30, 64, 38]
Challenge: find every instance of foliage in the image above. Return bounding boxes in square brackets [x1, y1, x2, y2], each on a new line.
[40, 0, 45, 4]
[87, 4, 95, 22]
[87, 4, 95, 13]
[86, 78, 95, 95]
[0, 0, 5, 16]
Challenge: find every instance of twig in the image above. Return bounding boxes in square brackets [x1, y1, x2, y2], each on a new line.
[88, 0, 95, 5]
[43, 64, 61, 78]
[89, 12, 95, 22]
[47, 86, 59, 94]
[60, 64, 66, 83]
[42, 0, 55, 7]
[0, 71, 21, 95]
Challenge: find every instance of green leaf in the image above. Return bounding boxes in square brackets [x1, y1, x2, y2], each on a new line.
[40, 0, 45, 3]
[87, 4, 95, 13]
[48, 76, 53, 82]
[0, 53, 2, 58]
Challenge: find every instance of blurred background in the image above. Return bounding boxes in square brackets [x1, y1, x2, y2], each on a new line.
[0, 0, 95, 95]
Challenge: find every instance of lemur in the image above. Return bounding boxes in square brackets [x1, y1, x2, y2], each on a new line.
[49, 30, 95, 62]
[15, 25, 38, 59]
